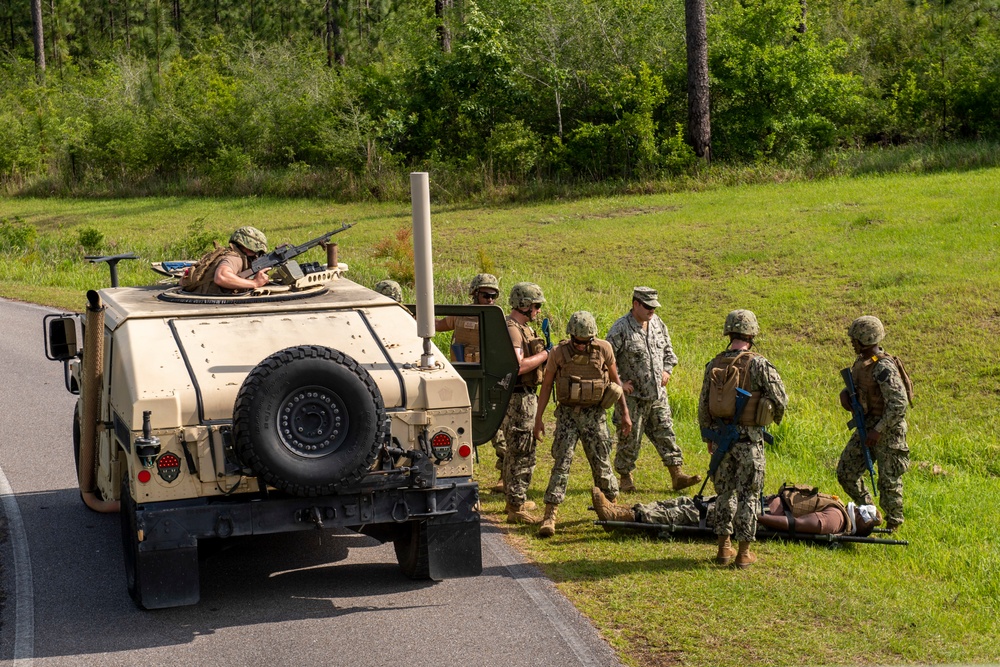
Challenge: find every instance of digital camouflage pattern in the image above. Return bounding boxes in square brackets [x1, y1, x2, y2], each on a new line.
[635, 495, 717, 528]
[374, 280, 402, 301]
[613, 394, 683, 474]
[469, 273, 499, 295]
[713, 440, 766, 541]
[632, 286, 660, 308]
[566, 311, 598, 338]
[542, 405, 618, 505]
[492, 420, 507, 472]
[837, 352, 909, 526]
[502, 392, 538, 505]
[509, 282, 546, 309]
[697, 350, 788, 444]
[848, 315, 885, 346]
[607, 312, 678, 402]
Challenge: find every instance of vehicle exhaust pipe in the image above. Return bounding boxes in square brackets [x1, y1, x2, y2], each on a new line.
[79, 290, 119, 513]
[411, 172, 436, 369]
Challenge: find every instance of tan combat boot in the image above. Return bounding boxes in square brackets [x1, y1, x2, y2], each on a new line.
[506, 501, 541, 524]
[538, 503, 558, 537]
[619, 472, 636, 493]
[715, 534, 737, 566]
[668, 465, 702, 492]
[591, 487, 636, 522]
[734, 541, 757, 569]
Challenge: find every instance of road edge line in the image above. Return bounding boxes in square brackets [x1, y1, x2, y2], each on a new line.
[0, 463, 34, 665]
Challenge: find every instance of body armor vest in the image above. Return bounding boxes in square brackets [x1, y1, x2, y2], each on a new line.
[554, 341, 609, 407]
[508, 316, 545, 388]
[776, 483, 851, 529]
[852, 352, 889, 419]
[707, 351, 762, 426]
[181, 246, 247, 295]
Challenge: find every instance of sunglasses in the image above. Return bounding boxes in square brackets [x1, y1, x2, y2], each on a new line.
[478, 291, 499, 300]
[531, 303, 543, 310]
[637, 301, 656, 311]
[571, 337, 594, 346]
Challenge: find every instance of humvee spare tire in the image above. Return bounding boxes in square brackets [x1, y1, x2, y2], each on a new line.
[233, 345, 389, 496]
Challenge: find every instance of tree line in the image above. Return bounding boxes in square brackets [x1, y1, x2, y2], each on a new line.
[2, 0, 999, 196]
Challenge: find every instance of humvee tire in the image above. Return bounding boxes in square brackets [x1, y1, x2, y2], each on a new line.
[233, 345, 389, 496]
[394, 520, 431, 579]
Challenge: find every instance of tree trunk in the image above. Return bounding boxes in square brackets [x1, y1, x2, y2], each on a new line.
[31, 0, 45, 82]
[436, 0, 452, 53]
[326, 0, 344, 67]
[797, 0, 807, 34]
[684, 0, 711, 162]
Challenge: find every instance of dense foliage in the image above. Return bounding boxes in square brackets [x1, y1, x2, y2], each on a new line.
[2, 0, 1000, 195]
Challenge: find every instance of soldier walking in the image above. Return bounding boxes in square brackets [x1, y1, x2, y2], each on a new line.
[436, 274, 508, 492]
[532, 312, 632, 537]
[607, 287, 701, 493]
[698, 309, 787, 568]
[837, 316, 911, 532]
[502, 282, 550, 523]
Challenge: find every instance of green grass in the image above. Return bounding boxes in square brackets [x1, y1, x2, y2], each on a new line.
[3, 168, 1000, 666]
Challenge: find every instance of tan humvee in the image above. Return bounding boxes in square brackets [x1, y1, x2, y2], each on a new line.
[44, 222, 516, 610]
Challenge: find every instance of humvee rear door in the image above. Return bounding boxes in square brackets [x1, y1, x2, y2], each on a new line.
[422, 304, 517, 446]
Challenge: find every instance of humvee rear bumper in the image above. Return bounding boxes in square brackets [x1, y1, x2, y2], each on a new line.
[130, 480, 481, 607]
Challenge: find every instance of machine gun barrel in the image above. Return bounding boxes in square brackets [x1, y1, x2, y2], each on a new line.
[841, 367, 878, 496]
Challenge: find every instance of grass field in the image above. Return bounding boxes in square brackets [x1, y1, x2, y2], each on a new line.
[2, 169, 999, 666]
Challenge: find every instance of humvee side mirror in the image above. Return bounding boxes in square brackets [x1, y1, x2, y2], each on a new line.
[44, 314, 80, 361]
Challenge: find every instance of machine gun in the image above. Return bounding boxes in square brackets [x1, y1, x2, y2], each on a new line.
[841, 367, 878, 496]
[238, 223, 354, 279]
[694, 387, 752, 502]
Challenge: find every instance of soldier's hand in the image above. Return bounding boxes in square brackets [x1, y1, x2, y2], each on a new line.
[252, 269, 271, 288]
[620, 413, 633, 439]
[839, 388, 852, 411]
[533, 417, 545, 440]
[865, 429, 882, 447]
[622, 380, 634, 395]
[706, 441, 716, 455]
[661, 371, 671, 386]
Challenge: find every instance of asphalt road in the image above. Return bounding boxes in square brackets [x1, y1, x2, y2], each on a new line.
[0, 297, 621, 667]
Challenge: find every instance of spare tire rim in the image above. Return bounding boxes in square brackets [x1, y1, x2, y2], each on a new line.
[276, 385, 349, 458]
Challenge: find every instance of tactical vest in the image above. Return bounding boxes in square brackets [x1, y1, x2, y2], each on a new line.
[776, 483, 850, 529]
[450, 315, 481, 363]
[508, 316, 545, 388]
[554, 341, 609, 407]
[181, 246, 247, 295]
[852, 350, 913, 418]
[707, 351, 762, 426]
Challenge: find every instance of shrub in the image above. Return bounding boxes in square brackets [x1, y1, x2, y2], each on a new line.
[0, 217, 37, 252]
[77, 227, 104, 253]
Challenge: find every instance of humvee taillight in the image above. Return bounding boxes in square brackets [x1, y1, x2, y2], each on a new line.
[458, 444, 472, 458]
[156, 453, 181, 482]
[430, 432, 453, 462]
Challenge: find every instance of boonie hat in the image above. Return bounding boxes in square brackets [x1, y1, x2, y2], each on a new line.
[632, 286, 660, 308]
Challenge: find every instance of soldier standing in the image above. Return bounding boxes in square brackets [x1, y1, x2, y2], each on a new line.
[837, 316, 911, 532]
[436, 274, 508, 492]
[532, 311, 632, 537]
[502, 282, 549, 524]
[698, 309, 787, 568]
[607, 287, 701, 493]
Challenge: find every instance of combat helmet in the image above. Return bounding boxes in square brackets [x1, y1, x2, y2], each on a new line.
[468, 273, 500, 297]
[375, 280, 403, 302]
[509, 282, 546, 310]
[724, 309, 759, 337]
[230, 226, 268, 255]
[566, 311, 598, 339]
[848, 316, 885, 346]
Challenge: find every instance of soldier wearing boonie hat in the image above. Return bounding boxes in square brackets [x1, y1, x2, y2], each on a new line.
[607, 287, 701, 495]
[181, 226, 271, 294]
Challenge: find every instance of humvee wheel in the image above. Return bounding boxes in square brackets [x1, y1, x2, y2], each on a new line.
[233, 345, 389, 496]
[393, 521, 431, 580]
[120, 470, 147, 608]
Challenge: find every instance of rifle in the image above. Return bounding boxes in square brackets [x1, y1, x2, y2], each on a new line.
[841, 367, 878, 496]
[694, 387, 752, 501]
[238, 223, 354, 278]
[541, 317, 552, 351]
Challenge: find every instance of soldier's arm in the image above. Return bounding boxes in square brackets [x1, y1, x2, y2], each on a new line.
[873, 359, 907, 434]
[753, 357, 788, 425]
[215, 260, 268, 290]
[435, 315, 456, 332]
[659, 319, 679, 374]
[607, 360, 632, 438]
[697, 363, 713, 432]
[533, 361, 558, 438]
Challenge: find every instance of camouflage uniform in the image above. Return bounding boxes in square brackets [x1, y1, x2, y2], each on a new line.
[607, 308, 683, 474]
[837, 349, 909, 527]
[502, 390, 537, 505]
[634, 495, 717, 528]
[698, 350, 787, 542]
